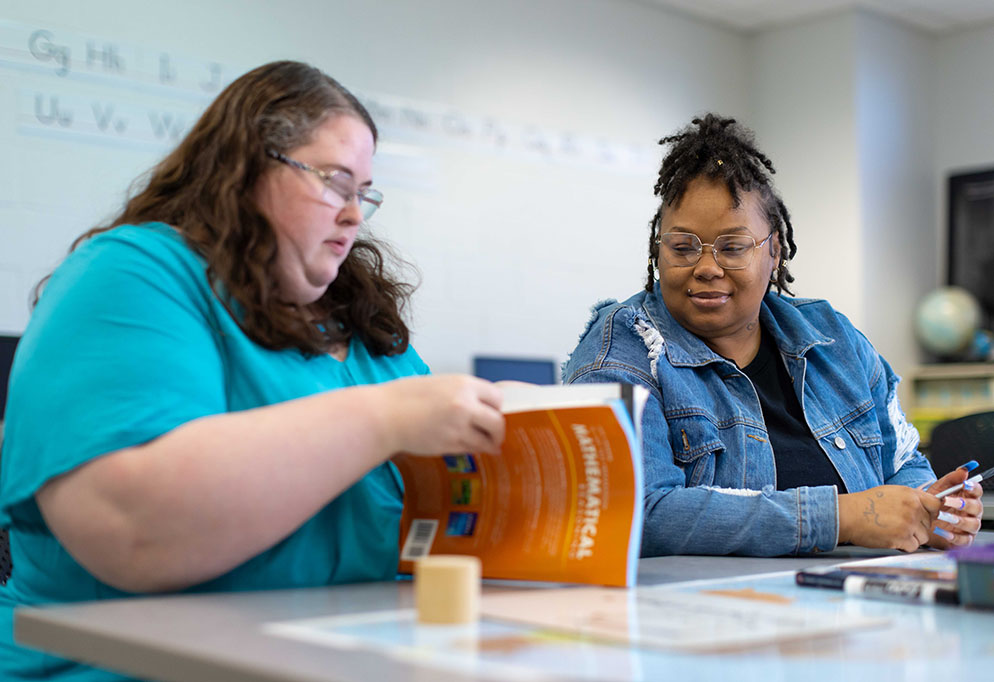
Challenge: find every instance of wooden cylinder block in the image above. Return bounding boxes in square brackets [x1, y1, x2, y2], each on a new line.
[414, 555, 481, 625]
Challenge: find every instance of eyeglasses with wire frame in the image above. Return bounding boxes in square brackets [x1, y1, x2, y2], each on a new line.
[266, 150, 383, 220]
[657, 231, 775, 270]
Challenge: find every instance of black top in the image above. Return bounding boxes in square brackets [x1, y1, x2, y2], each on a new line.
[741, 327, 848, 493]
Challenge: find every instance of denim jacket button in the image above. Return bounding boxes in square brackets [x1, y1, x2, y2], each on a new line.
[833, 436, 846, 449]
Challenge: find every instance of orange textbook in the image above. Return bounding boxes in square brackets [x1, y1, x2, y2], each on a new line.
[394, 383, 645, 587]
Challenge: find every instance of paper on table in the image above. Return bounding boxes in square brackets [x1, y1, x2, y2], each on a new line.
[481, 585, 890, 653]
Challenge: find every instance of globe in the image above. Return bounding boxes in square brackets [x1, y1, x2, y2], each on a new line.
[914, 286, 982, 357]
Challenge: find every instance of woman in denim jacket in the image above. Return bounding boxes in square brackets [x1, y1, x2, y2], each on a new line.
[563, 114, 983, 556]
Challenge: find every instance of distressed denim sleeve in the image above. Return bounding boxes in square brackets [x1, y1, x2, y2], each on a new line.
[865, 346, 937, 489]
[569, 366, 840, 557]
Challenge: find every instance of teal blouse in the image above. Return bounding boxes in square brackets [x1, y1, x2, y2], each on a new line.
[0, 223, 428, 681]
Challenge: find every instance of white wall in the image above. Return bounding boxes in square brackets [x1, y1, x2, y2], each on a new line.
[0, 0, 750, 376]
[4, 0, 993, 391]
[854, 12, 935, 387]
[748, 10, 938, 403]
[748, 13, 864, 325]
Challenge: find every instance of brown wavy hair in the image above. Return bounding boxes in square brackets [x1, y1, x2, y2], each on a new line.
[59, 60, 413, 356]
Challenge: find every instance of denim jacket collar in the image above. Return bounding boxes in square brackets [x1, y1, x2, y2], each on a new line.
[639, 282, 835, 368]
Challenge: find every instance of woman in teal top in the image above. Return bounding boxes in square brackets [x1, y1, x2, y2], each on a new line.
[0, 61, 505, 681]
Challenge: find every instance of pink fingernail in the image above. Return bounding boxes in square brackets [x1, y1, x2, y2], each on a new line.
[938, 511, 961, 525]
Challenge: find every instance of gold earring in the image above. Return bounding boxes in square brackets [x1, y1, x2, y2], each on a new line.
[649, 237, 661, 278]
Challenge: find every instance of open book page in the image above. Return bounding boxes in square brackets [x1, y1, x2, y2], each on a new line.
[394, 383, 645, 587]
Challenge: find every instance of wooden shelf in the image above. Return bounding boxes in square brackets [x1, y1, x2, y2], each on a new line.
[909, 364, 994, 445]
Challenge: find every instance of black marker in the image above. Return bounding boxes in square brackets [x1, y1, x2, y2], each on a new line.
[796, 569, 958, 605]
[842, 574, 959, 605]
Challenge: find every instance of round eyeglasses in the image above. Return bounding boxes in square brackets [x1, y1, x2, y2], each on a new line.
[266, 150, 383, 220]
[657, 231, 775, 270]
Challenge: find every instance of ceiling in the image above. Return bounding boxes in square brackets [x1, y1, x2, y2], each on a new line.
[640, 0, 994, 33]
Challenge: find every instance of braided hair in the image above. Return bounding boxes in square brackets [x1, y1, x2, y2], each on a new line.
[645, 113, 796, 295]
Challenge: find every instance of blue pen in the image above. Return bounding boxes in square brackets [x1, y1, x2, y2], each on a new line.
[936, 465, 994, 499]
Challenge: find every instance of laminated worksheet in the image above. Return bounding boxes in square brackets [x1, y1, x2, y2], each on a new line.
[480, 584, 890, 653]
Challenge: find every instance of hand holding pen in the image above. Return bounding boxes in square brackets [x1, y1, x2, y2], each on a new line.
[936, 462, 993, 499]
[926, 460, 987, 548]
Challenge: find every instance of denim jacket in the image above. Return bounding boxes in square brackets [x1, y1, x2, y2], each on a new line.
[563, 285, 936, 557]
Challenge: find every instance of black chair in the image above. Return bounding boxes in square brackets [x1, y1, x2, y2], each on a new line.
[0, 437, 8, 585]
[0, 467, 8, 585]
[927, 411, 994, 493]
[0, 529, 8, 586]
